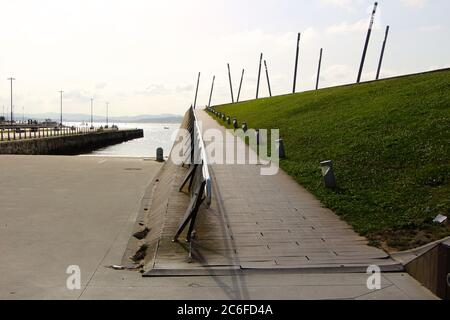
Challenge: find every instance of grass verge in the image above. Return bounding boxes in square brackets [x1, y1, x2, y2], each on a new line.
[211, 70, 450, 251]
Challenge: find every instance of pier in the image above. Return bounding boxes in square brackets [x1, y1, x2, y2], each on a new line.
[0, 128, 143, 155]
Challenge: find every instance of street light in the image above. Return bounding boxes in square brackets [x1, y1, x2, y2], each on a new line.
[7, 77, 15, 124]
[106, 102, 109, 128]
[90, 98, 94, 129]
[59, 91, 64, 126]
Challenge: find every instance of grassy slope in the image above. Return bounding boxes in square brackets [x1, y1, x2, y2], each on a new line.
[213, 70, 450, 251]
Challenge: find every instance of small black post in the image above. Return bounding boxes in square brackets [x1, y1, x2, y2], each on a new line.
[357, 2, 378, 83]
[237, 69, 245, 102]
[376, 25, 390, 80]
[256, 53, 263, 99]
[293, 32, 301, 93]
[193, 72, 201, 109]
[208, 75, 215, 108]
[316, 48, 323, 90]
[227, 63, 235, 103]
[264, 60, 272, 97]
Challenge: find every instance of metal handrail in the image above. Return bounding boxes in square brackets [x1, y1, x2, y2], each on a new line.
[193, 108, 212, 206]
[174, 106, 213, 242]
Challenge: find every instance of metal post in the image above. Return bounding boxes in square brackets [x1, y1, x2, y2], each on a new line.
[227, 63, 235, 103]
[59, 91, 64, 126]
[193, 72, 200, 109]
[8, 77, 15, 124]
[316, 48, 323, 90]
[293, 32, 301, 93]
[90, 98, 94, 128]
[256, 53, 263, 99]
[208, 76, 215, 108]
[357, 2, 378, 83]
[376, 25, 390, 80]
[237, 69, 245, 102]
[106, 102, 109, 127]
[264, 60, 272, 97]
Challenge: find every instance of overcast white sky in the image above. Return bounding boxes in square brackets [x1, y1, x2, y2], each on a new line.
[0, 0, 449, 117]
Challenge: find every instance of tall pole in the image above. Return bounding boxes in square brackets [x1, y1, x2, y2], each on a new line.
[193, 72, 200, 109]
[227, 63, 235, 103]
[8, 77, 15, 124]
[357, 2, 378, 83]
[59, 91, 64, 126]
[256, 53, 263, 99]
[264, 60, 272, 97]
[293, 32, 301, 93]
[316, 48, 323, 90]
[208, 76, 215, 108]
[106, 102, 109, 127]
[237, 69, 245, 102]
[90, 98, 94, 128]
[376, 25, 390, 80]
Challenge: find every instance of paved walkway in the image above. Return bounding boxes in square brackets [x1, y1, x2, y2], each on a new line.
[148, 110, 400, 272]
[0, 155, 436, 299]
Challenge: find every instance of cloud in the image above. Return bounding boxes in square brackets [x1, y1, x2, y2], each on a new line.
[319, 0, 365, 12]
[95, 82, 107, 89]
[419, 25, 443, 32]
[64, 90, 93, 103]
[136, 84, 171, 96]
[326, 16, 383, 34]
[400, 0, 426, 8]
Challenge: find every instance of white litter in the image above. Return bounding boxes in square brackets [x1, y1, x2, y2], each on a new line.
[433, 214, 448, 224]
[109, 265, 125, 270]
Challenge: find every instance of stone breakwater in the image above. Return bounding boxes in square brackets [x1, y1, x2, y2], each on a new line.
[0, 129, 143, 155]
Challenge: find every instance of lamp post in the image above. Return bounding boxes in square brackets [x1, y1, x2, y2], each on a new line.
[90, 98, 94, 129]
[106, 102, 109, 127]
[7, 77, 15, 124]
[59, 91, 64, 126]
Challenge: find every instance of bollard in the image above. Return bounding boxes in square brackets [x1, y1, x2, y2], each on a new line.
[226, 117, 231, 125]
[222, 114, 226, 121]
[276, 139, 286, 159]
[320, 160, 337, 188]
[233, 118, 238, 130]
[255, 129, 260, 146]
[242, 122, 248, 133]
[156, 148, 164, 162]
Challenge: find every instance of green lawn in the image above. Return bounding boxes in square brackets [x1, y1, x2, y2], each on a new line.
[211, 69, 450, 251]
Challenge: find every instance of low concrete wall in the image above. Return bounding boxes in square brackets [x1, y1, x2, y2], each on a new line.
[0, 129, 143, 155]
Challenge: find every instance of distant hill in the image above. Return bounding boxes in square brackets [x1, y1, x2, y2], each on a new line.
[18, 112, 183, 123]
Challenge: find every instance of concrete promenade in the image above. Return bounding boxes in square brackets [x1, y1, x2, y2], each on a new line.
[0, 152, 436, 299]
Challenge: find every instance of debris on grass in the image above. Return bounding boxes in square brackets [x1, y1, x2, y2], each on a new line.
[433, 214, 448, 224]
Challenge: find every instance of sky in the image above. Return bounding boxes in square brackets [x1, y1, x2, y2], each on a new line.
[0, 0, 449, 118]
